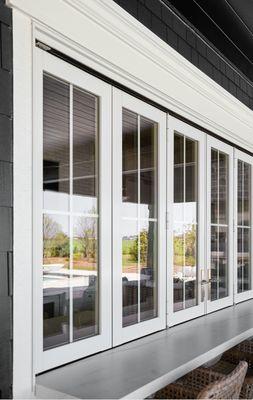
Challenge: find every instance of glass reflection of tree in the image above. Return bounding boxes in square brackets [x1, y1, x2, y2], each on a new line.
[74, 211, 97, 271]
[43, 215, 69, 266]
[174, 224, 196, 268]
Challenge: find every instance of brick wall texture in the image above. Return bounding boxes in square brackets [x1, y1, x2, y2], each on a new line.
[113, 0, 253, 111]
[0, 0, 13, 398]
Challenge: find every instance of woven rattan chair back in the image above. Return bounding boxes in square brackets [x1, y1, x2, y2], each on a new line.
[197, 361, 248, 399]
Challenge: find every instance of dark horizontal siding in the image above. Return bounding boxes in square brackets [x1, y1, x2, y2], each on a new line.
[113, 0, 253, 111]
[0, 0, 13, 398]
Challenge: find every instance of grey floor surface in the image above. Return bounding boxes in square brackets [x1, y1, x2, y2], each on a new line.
[36, 300, 253, 399]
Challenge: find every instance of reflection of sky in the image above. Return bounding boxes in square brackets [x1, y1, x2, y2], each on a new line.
[173, 202, 197, 224]
[122, 218, 154, 237]
[122, 202, 153, 219]
[44, 213, 69, 235]
[43, 191, 97, 214]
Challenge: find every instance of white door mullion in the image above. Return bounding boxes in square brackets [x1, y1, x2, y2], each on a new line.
[137, 114, 141, 323]
[69, 83, 73, 343]
[183, 135, 186, 310]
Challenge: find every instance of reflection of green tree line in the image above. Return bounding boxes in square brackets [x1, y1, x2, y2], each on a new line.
[43, 215, 96, 268]
[174, 224, 196, 267]
[123, 230, 149, 268]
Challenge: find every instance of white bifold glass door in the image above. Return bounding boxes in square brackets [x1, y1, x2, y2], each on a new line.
[167, 117, 205, 326]
[168, 119, 234, 325]
[206, 136, 234, 313]
[234, 149, 253, 303]
[34, 49, 112, 372]
[112, 89, 166, 345]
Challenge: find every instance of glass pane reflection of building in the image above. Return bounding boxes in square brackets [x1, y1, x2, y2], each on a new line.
[43, 75, 99, 350]
[122, 109, 158, 327]
[237, 160, 251, 293]
[173, 133, 198, 312]
[210, 149, 229, 301]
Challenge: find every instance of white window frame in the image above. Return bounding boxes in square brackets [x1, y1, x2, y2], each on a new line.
[206, 136, 234, 313]
[234, 149, 253, 303]
[33, 48, 112, 373]
[167, 117, 206, 326]
[112, 88, 167, 346]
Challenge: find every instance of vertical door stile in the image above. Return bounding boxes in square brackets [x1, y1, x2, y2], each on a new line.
[69, 83, 73, 344]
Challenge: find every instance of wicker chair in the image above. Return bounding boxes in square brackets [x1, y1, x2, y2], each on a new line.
[220, 339, 253, 398]
[154, 361, 248, 399]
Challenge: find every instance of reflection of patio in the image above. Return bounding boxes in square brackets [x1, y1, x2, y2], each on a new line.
[43, 267, 98, 289]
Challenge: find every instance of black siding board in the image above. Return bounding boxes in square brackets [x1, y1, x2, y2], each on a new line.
[0, 115, 12, 162]
[113, 0, 253, 111]
[1, 23, 12, 71]
[0, 1, 12, 398]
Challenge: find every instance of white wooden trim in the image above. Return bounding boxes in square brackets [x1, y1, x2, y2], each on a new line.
[13, 9, 35, 399]
[7, 0, 253, 150]
[234, 149, 253, 303]
[112, 88, 166, 346]
[206, 136, 234, 313]
[167, 117, 206, 326]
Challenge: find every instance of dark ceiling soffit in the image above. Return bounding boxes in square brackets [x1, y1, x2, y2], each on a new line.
[161, 0, 253, 85]
[36, 39, 253, 157]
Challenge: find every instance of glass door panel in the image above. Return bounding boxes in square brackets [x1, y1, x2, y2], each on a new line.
[34, 49, 111, 372]
[206, 137, 233, 313]
[168, 117, 205, 326]
[234, 150, 253, 303]
[113, 89, 166, 346]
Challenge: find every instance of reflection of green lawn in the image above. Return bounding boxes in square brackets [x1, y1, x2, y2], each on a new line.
[122, 254, 135, 267]
[73, 264, 96, 271]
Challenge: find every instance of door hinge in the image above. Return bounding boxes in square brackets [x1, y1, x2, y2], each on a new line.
[166, 211, 170, 230]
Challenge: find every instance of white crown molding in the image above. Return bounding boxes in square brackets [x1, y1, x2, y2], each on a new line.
[64, 0, 253, 125]
[7, 0, 253, 149]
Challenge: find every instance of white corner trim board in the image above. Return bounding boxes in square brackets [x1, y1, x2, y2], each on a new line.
[7, 0, 253, 150]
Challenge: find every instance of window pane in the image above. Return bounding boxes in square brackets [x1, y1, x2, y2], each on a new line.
[218, 226, 228, 299]
[122, 220, 138, 327]
[173, 223, 184, 312]
[73, 217, 98, 340]
[122, 109, 138, 218]
[173, 133, 198, 312]
[140, 220, 157, 321]
[185, 138, 197, 224]
[219, 152, 228, 225]
[243, 228, 251, 291]
[237, 160, 243, 226]
[43, 75, 70, 212]
[43, 214, 70, 350]
[211, 149, 218, 224]
[174, 134, 184, 223]
[73, 88, 98, 214]
[237, 161, 251, 294]
[243, 163, 251, 226]
[185, 223, 197, 309]
[121, 110, 158, 327]
[237, 227, 243, 293]
[210, 149, 229, 302]
[140, 117, 157, 219]
[210, 225, 218, 301]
